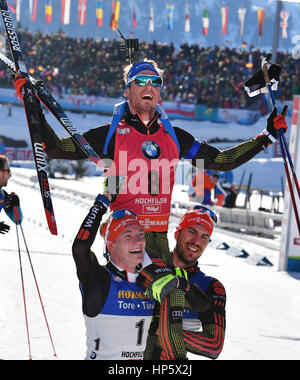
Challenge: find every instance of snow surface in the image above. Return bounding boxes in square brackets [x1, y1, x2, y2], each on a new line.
[0, 106, 299, 361]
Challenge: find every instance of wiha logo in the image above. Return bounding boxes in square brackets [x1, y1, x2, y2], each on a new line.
[143, 205, 161, 214]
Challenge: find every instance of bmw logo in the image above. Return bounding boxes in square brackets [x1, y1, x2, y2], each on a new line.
[90, 351, 97, 359]
[141, 140, 161, 160]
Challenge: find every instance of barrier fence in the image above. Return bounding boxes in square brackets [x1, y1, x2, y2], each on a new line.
[171, 201, 282, 237]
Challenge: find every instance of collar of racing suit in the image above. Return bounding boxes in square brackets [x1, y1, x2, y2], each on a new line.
[123, 111, 161, 135]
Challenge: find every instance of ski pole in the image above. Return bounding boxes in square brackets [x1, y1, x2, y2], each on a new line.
[14, 207, 57, 358]
[278, 130, 300, 200]
[261, 54, 300, 199]
[15, 221, 32, 360]
[261, 55, 300, 234]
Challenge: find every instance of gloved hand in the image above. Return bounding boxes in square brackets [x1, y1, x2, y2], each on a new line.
[137, 264, 190, 303]
[137, 263, 175, 302]
[4, 192, 20, 212]
[0, 221, 10, 234]
[103, 175, 126, 203]
[13, 74, 28, 101]
[264, 105, 288, 143]
[4, 193, 23, 225]
[175, 267, 190, 294]
[7, 192, 19, 207]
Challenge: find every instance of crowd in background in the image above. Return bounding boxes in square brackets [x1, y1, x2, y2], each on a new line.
[0, 30, 299, 109]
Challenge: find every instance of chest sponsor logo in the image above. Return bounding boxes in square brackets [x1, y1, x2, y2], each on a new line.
[117, 128, 130, 134]
[141, 140, 161, 160]
[142, 204, 161, 214]
[118, 290, 147, 299]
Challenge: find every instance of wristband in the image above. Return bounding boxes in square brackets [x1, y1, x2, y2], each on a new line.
[95, 194, 110, 208]
[262, 128, 276, 143]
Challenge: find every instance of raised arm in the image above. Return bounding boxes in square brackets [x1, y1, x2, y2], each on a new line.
[176, 109, 288, 171]
[72, 194, 111, 274]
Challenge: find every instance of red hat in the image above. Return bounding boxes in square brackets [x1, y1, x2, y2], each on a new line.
[175, 206, 217, 237]
[102, 209, 142, 250]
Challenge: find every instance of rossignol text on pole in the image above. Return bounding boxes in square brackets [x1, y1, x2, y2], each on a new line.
[0, 0, 57, 235]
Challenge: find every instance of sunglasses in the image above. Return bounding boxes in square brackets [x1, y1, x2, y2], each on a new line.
[0, 169, 11, 174]
[193, 205, 218, 224]
[110, 209, 138, 220]
[126, 74, 163, 88]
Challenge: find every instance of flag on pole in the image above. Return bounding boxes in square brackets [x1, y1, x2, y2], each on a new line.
[149, 1, 154, 32]
[45, 0, 53, 23]
[7, 0, 20, 22]
[16, 0, 20, 22]
[220, 7, 228, 35]
[257, 8, 266, 36]
[132, 0, 137, 28]
[238, 8, 246, 36]
[280, 10, 289, 39]
[29, 0, 38, 22]
[7, 1, 16, 13]
[78, 0, 87, 25]
[245, 53, 253, 73]
[61, 0, 71, 25]
[96, 0, 103, 27]
[167, 4, 174, 31]
[185, 0, 190, 33]
[202, 9, 209, 35]
[110, 1, 120, 30]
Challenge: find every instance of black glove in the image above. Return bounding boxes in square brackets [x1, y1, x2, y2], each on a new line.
[0, 221, 10, 234]
[4, 192, 20, 213]
[175, 267, 190, 294]
[264, 105, 288, 142]
[103, 175, 126, 202]
[137, 263, 176, 303]
[137, 264, 190, 303]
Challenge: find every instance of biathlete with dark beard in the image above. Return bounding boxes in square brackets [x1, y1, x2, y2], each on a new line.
[138, 205, 226, 360]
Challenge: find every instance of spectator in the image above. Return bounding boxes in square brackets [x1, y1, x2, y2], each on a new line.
[0, 138, 5, 154]
[0, 30, 298, 109]
[191, 170, 218, 206]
